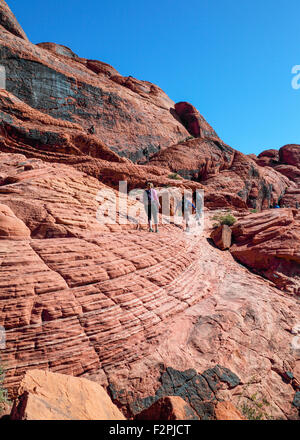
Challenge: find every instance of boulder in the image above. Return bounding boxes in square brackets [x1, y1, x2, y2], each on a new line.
[211, 225, 232, 250]
[174, 101, 220, 140]
[0, 0, 28, 40]
[231, 209, 300, 294]
[215, 401, 244, 420]
[0, 203, 30, 239]
[10, 370, 125, 420]
[279, 144, 300, 168]
[135, 396, 200, 420]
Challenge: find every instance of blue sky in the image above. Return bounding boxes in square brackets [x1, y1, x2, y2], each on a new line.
[9, 0, 300, 155]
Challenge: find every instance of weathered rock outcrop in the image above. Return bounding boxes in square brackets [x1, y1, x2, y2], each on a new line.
[0, 152, 299, 420]
[150, 140, 291, 210]
[231, 209, 300, 294]
[211, 225, 232, 250]
[256, 145, 300, 208]
[0, 2, 194, 162]
[214, 401, 245, 420]
[0, 0, 28, 40]
[0, 203, 30, 238]
[135, 396, 200, 420]
[10, 369, 125, 420]
[174, 102, 220, 140]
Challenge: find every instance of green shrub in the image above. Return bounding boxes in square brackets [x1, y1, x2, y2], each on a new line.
[237, 377, 274, 420]
[178, 136, 195, 144]
[168, 173, 181, 180]
[0, 362, 9, 412]
[250, 208, 258, 214]
[212, 213, 237, 227]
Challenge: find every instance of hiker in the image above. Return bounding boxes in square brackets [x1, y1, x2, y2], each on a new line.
[175, 192, 196, 232]
[143, 182, 160, 232]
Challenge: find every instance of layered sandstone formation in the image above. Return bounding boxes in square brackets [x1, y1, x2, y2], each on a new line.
[150, 140, 292, 211]
[231, 209, 300, 294]
[0, 0, 299, 421]
[257, 144, 300, 208]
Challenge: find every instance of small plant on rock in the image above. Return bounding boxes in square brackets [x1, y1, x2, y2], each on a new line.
[0, 362, 9, 413]
[168, 173, 181, 180]
[212, 213, 237, 227]
[237, 376, 274, 420]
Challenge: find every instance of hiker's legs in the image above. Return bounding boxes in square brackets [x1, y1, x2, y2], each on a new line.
[145, 203, 153, 231]
[152, 203, 159, 232]
[184, 211, 190, 231]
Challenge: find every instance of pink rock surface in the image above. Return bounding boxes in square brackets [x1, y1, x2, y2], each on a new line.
[11, 369, 125, 420]
[0, 153, 298, 421]
[231, 209, 300, 294]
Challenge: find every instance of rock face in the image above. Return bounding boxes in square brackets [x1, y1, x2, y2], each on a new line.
[256, 145, 300, 208]
[150, 140, 291, 210]
[174, 102, 220, 140]
[0, 203, 30, 238]
[231, 209, 300, 294]
[0, 0, 28, 40]
[0, 2, 195, 162]
[211, 225, 232, 250]
[214, 401, 244, 420]
[135, 396, 200, 420]
[10, 369, 125, 420]
[0, 89, 205, 194]
[0, 153, 299, 420]
[111, 364, 241, 419]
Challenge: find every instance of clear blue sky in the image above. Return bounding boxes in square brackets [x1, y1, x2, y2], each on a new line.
[9, 0, 300, 155]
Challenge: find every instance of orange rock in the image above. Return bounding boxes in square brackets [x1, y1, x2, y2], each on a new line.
[215, 401, 244, 420]
[0, 203, 30, 239]
[135, 396, 200, 420]
[211, 225, 232, 250]
[0, 0, 28, 40]
[231, 209, 300, 294]
[10, 369, 126, 420]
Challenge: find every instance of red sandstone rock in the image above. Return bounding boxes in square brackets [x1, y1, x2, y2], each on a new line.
[0, 6, 191, 162]
[149, 138, 235, 181]
[211, 225, 232, 250]
[174, 102, 219, 140]
[279, 144, 300, 168]
[258, 149, 280, 160]
[0, 153, 298, 420]
[215, 401, 244, 420]
[231, 209, 300, 294]
[10, 369, 125, 420]
[150, 141, 290, 210]
[0, 0, 28, 40]
[0, 1, 299, 422]
[0, 203, 30, 238]
[135, 396, 200, 420]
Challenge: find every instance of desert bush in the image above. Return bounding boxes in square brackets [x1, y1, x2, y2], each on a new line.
[0, 362, 9, 411]
[237, 377, 274, 420]
[168, 173, 181, 180]
[178, 136, 195, 144]
[212, 213, 237, 226]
